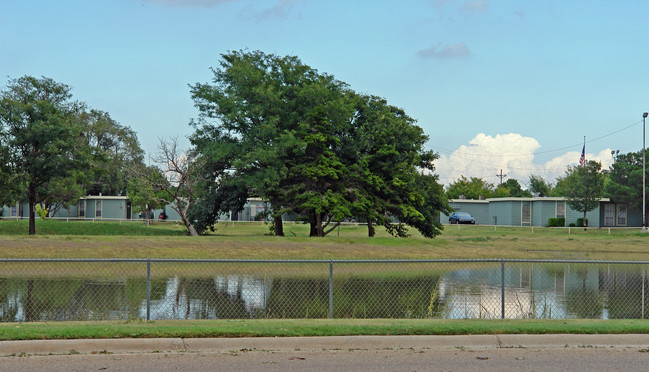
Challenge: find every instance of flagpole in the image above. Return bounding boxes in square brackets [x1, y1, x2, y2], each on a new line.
[643, 113, 647, 232]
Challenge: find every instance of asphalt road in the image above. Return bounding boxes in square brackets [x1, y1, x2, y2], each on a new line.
[2, 335, 649, 371]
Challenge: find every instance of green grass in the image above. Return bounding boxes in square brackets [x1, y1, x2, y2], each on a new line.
[0, 219, 186, 236]
[1, 220, 648, 260]
[2, 319, 649, 340]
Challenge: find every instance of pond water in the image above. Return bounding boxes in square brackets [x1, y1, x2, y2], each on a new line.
[1, 263, 647, 321]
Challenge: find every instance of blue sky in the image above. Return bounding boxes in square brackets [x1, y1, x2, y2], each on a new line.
[2, 0, 649, 186]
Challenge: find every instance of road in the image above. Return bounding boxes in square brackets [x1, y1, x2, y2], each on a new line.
[2, 335, 649, 371]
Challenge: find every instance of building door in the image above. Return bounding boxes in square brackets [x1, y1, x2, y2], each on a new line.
[604, 204, 615, 226]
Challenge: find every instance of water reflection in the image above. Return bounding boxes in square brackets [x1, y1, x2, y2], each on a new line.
[1, 264, 648, 321]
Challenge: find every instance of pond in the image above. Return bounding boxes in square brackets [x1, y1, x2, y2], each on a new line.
[1, 262, 647, 321]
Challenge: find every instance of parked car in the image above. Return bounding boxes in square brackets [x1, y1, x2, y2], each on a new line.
[449, 212, 476, 224]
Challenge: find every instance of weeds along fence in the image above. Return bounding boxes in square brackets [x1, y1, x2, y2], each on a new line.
[1, 258, 649, 322]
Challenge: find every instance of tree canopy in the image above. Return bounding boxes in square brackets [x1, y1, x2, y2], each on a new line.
[0, 75, 144, 233]
[495, 179, 532, 198]
[446, 176, 495, 200]
[604, 150, 648, 214]
[0, 76, 86, 234]
[77, 107, 144, 196]
[562, 160, 606, 229]
[189, 50, 449, 237]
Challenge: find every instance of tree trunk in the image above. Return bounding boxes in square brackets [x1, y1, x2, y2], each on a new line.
[28, 192, 36, 235]
[315, 213, 325, 237]
[309, 213, 318, 237]
[181, 216, 199, 236]
[274, 215, 284, 236]
[367, 219, 375, 237]
[583, 211, 588, 231]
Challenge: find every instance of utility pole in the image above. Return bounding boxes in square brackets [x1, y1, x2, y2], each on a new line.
[496, 169, 507, 185]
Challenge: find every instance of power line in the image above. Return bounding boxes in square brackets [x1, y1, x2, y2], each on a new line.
[430, 119, 642, 158]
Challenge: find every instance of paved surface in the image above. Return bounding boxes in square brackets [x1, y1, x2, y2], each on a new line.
[2, 335, 649, 371]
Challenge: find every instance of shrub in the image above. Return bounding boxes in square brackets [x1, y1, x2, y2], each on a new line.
[569, 223, 576, 227]
[577, 218, 588, 227]
[548, 218, 565, 227]
[35, 204, 48, 220]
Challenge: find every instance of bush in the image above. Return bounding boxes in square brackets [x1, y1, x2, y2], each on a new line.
[548, 218, 565, 227]
[35, 204, 48, 220]
[577, 218, 588, 227]
[569, 223, 576, 227]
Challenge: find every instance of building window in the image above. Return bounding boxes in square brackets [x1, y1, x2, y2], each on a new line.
[96, 200, 102, 218]
[556, 202, 565, 218]
[522, 203, 531, 224]
[604, 204, 615, 226]
[617, 205, 627, 226]
[79, 201, 85, 217]
[11, 206, 16, 217]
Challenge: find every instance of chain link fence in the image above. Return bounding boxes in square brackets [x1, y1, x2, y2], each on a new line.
[1, 259, 648, 322]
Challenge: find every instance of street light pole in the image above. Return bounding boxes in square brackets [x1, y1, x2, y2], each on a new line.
[642, 112, 649, 232]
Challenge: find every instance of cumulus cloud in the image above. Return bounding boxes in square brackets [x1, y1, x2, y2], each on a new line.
[417, 42, 471, 59]
[461, 0, 488, 13]
[142, 0, 235, 7]
[433, 133, 614, 188]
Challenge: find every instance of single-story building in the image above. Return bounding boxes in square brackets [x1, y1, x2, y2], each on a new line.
[1, 196, 271, 223]
[441, 197, 642, 228]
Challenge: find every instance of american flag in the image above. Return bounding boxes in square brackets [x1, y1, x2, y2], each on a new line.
[579, 144, 585, 166]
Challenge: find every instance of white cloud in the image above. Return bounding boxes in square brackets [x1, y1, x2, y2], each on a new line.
[433, 133, 614, 187]
[417, 42, 471, 59]
[461, 0, 488, 13]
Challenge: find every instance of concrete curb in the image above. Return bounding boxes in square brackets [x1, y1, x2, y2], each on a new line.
[3, 335, 649, 355]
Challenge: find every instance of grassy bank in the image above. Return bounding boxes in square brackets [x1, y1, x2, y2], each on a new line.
[2, 319, 649, 341]
[1, 220, 648, 260]
[0, 219, 186, 236]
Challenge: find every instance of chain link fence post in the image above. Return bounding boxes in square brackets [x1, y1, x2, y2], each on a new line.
[146, 259, 151, 321]
[329, 259, 334, 319]
[501, 259, 505, 319]
[642, 267, 645, 319]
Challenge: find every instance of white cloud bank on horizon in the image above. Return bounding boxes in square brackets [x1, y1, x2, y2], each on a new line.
[433, 133, 614, 188]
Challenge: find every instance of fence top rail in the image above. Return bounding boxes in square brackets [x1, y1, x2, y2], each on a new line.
[2, 258, 649, 264]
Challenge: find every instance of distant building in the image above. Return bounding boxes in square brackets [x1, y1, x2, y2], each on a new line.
[440, 197, 641, 228]
[1, 196, 271, 223]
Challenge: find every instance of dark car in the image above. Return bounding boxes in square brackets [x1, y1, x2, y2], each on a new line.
[449, 212, 476, 224]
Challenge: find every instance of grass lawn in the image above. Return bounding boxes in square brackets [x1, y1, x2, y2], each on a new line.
[2, 319, 649, 340]
[0, 219, 648, 261]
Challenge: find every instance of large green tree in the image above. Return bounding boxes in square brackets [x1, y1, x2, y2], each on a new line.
[0, 76, 86, 234]
[0, 138, 18, 207]
[446, 176, 495, 200]
[604, 150, 648, 217]
[563, 160, 606, 229]
[190, 50, 448, 238]
[190, 50, 354, 236]
[344, 94, 449, 237]
[77, 107, 144, 196]
[127, 166, 167, 228]
[528, 174, 553, 197]
[495, 178, 532, 197]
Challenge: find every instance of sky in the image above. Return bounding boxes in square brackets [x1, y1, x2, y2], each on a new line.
[2, 0, 649, 188]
